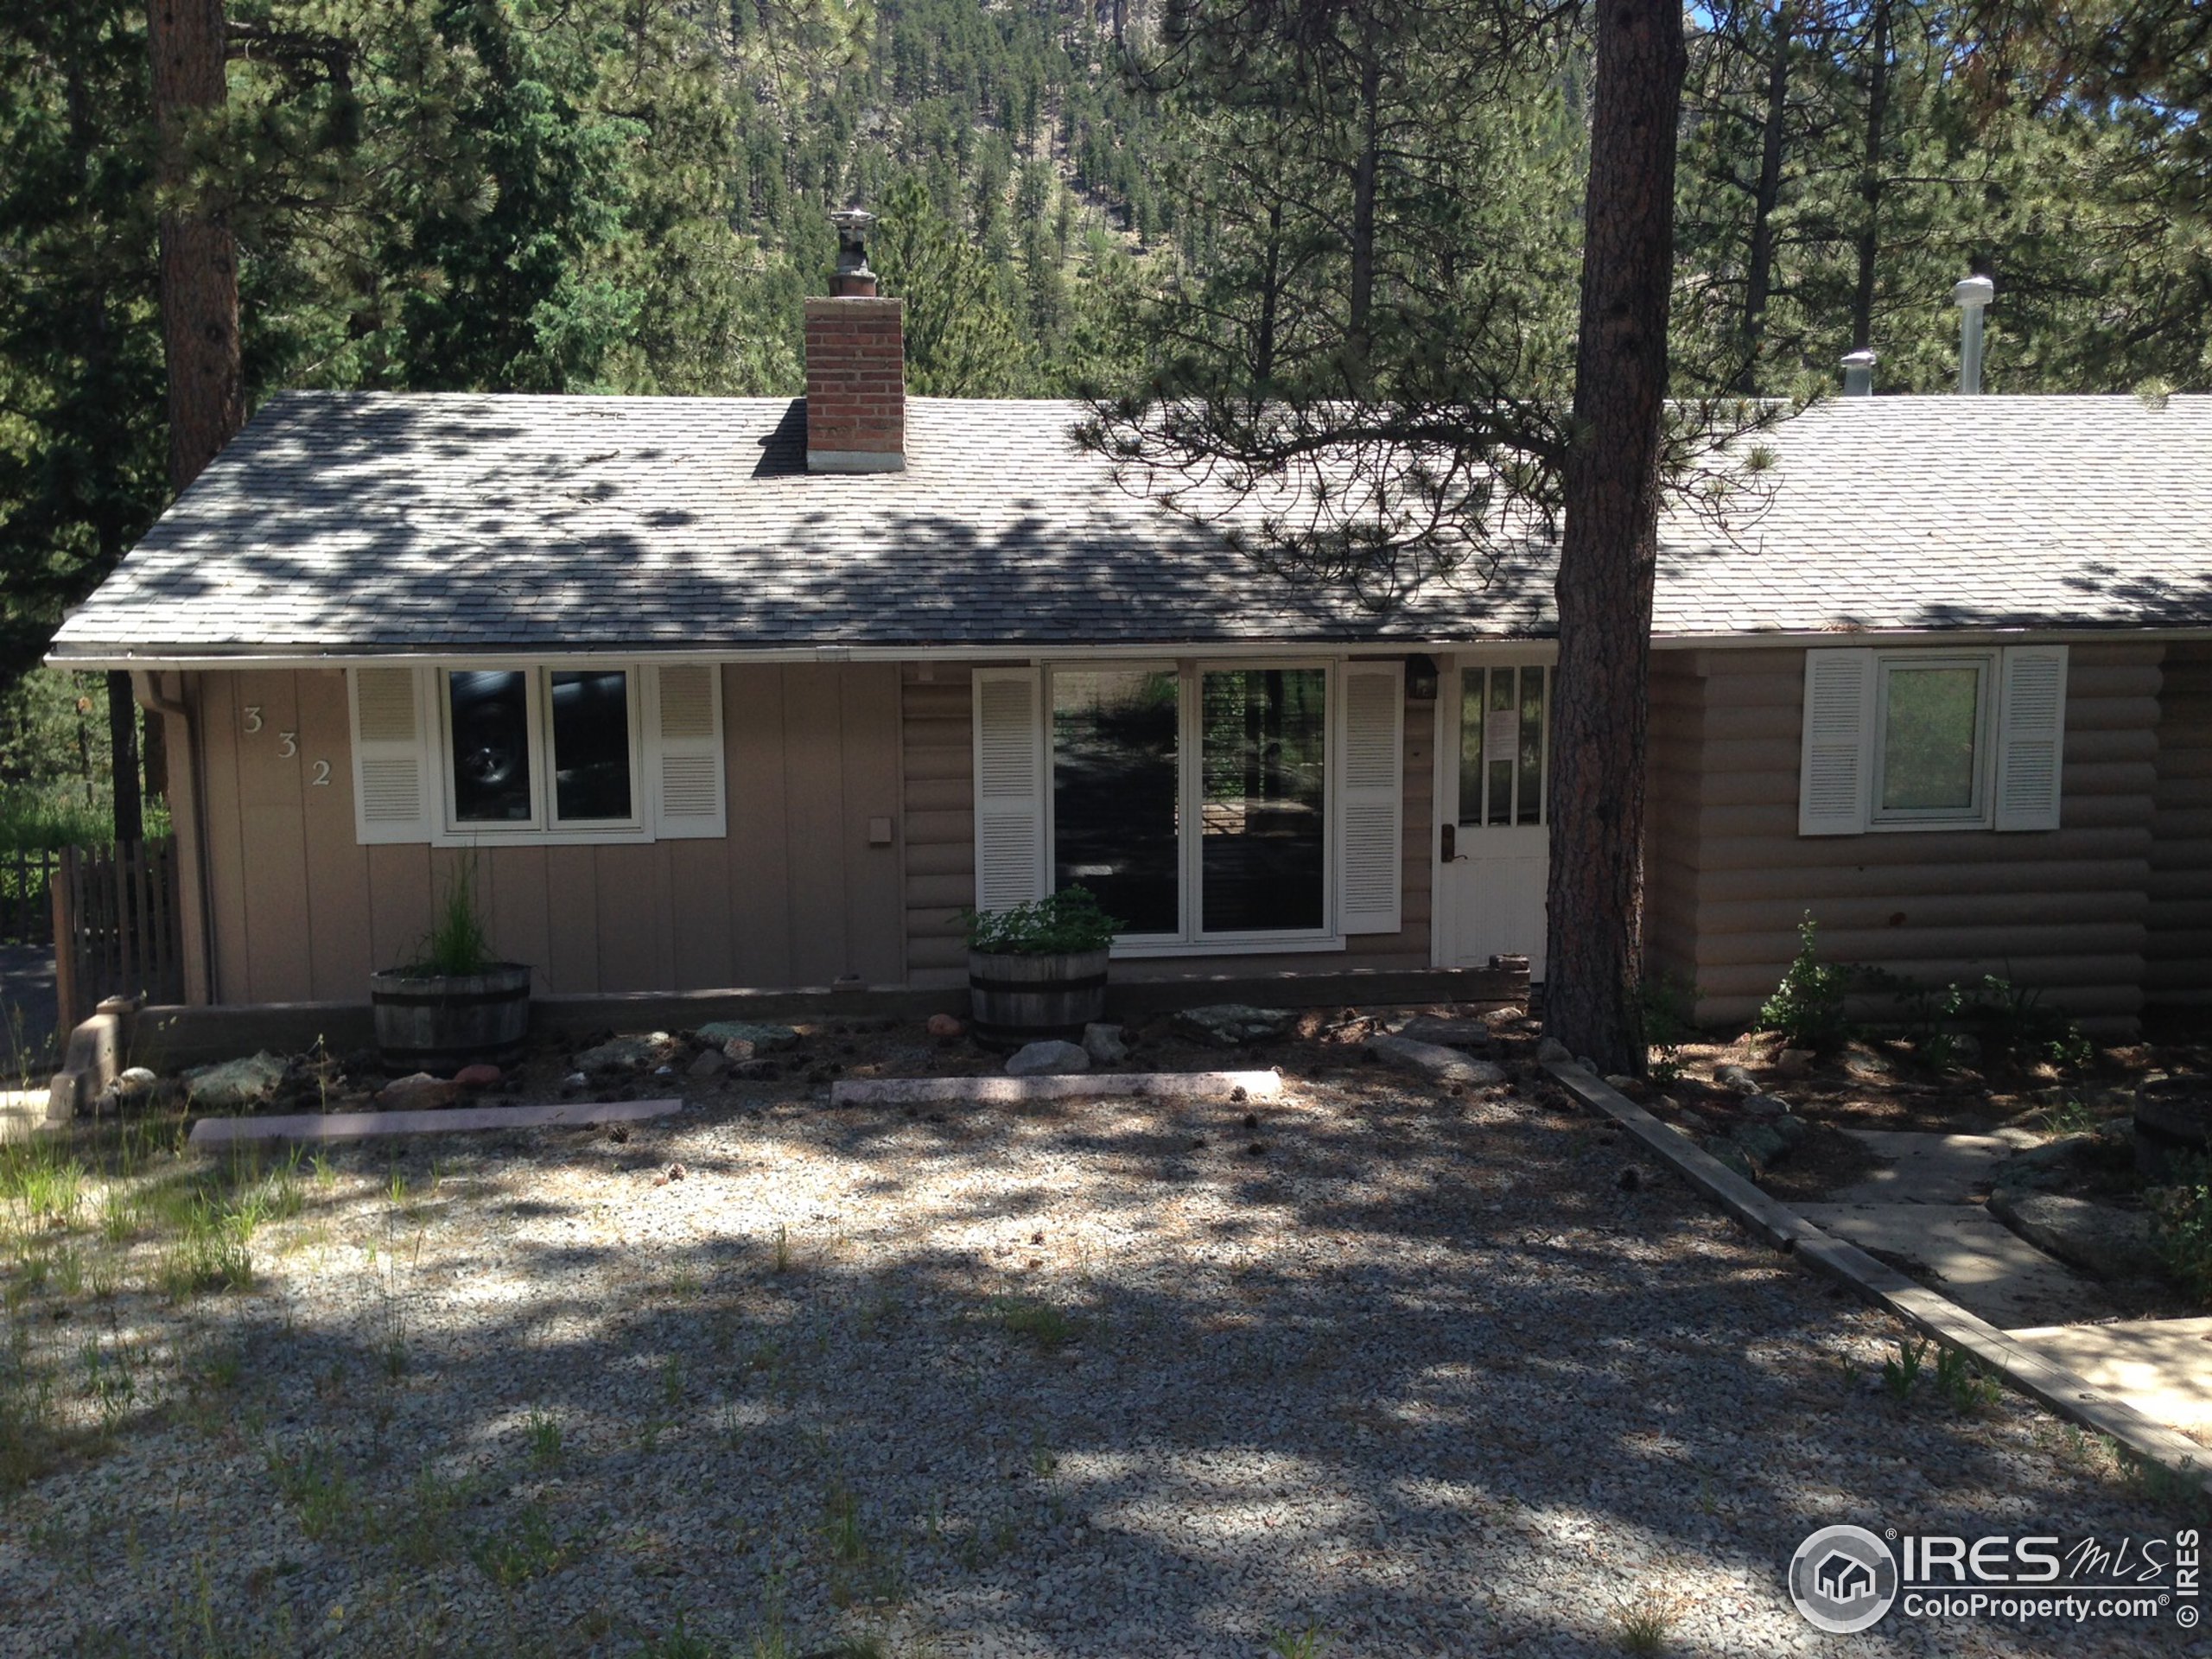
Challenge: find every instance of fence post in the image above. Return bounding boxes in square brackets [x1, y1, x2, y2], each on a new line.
[53, 847, 79, 1033]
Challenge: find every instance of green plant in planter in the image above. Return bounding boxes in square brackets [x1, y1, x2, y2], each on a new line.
[962, 887, 1120, 955]
[406, 860, 494, 976]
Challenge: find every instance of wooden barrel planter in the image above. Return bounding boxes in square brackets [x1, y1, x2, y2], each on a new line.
[2135, 1076, 2211, 1179]
[968, 948, 1109, 1049]
[370, 963, 532, 1072]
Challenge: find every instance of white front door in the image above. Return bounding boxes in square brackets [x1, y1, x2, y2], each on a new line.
[1435, 656, 1552, 978]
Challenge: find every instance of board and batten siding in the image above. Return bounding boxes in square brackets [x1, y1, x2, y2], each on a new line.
[1649, 643, 2163, 1034]
[2149, 641, 2212, 1007]
[188, 664, 905, 1003]
[899, 664, 1434, 991]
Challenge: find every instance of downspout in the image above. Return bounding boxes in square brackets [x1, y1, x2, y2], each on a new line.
[130, 670, 211, 1004]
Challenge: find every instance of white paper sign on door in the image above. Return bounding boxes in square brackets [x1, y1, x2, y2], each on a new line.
[1484, 709, 1521, 756]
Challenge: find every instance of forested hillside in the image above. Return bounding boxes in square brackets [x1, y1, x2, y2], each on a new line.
[1, 0, 2207, 700]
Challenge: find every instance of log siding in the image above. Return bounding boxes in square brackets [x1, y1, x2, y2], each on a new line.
[2150, 642, 2212, 1007]
[1649, 643, 2163, 1034]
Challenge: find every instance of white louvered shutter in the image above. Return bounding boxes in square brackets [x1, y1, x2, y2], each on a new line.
[350, 666, 433, 844]
[1994, 645, 2067, 832]
[1798, 649, 1873, 836]
[1337, 661, 1405, 935]
[971, 667, 1046, 912]
[647, 664, 726, 839]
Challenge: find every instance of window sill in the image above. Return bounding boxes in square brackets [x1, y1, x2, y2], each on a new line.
[1110, 934, 1345, 959]
[427, 826, 655, 849]
[1864, 816, 1993, 835]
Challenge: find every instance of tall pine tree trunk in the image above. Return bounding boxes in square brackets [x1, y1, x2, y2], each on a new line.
[1542, 0, 1688, 1074]
[1851, 0, 1891, 351]
[143, 0, 243, 843]
[149, 0, 243, 493]
[1738, 1, 1791, 392]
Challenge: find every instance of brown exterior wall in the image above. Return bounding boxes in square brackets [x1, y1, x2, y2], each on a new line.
[2149, 641, 2212, 1007]
[899, 664, 1434, 991]
[187, 663, 905, 1003]
[1649, 642, 2164, 1035]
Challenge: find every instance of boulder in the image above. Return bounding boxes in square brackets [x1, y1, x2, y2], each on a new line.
[454, 1063, 502, 1088]
[1740, 1093, 1794, 1120]
[1535, 1038, 1573, 1065]
[1713, 1063, 1761, 1094]
[377, 1071, 460, 1111]
[687, 1049, 729, 1081]
[114, 1066, 158, 1102]
[1770, 1048, 1816, 1079]
[926, 1013, 965, 1040]
[577, 1033, 670, 1075]
[731, 1059, 780, 1081]
[1395, 1016, 1493, 1052]
[1007, 1040, 1090, 1077]
[696, 1021, 799, 1054]
[1990, 1189, 2162, 1281]
[1172, 1005, 1293, 1047]
[1365, 1034, 1506, 1087]
[721, 1038, 756, 1062]
[183, 1052, 287, 1110]
[1083, 1023, 1129, 1065]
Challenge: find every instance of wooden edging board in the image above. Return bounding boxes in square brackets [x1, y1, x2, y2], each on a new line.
[188, 1097, 681, 1146]
[1543, 1060, 2212, 1498]
[830, 1071, 1283, 1107]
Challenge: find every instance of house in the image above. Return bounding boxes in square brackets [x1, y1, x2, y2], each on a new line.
[46, 223, 2212, 1039]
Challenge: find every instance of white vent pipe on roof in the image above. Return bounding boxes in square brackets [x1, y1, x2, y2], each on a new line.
[1954, 275, 1994, 395]
[1841, 348, 1877, 397]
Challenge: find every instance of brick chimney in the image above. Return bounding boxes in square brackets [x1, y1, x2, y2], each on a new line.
[804, 207, 905, 473]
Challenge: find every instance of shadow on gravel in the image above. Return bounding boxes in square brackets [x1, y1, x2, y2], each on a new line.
[5, 1067, 2196, 1659]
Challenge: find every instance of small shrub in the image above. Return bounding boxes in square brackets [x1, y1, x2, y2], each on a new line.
[1639, 974, 1695, 1084]
[467, 1502, 574, 1588]
[404, 857, 494, 976]
[2151, 1157, 2212, 1304]
[1268, 1625, 1333, 1659]
[1933, 1345, 2000, 1414]
[988, 1295, 1078, 1351]
[962, 886, 1120, 955]
[525, 1409, 564, 1466]
[264, 1442, 360, 1541]
[1758, 916, 1855, 1050]
[1610, 1591, 1680, 1655]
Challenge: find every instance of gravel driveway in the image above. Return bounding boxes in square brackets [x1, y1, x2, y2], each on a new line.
[0, 1059, 2195, 1657]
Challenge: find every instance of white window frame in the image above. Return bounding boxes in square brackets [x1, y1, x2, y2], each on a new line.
[1044, 658, 1344, 958]
[435, 664, 650, 846]
[1867, 651, 1997, 831]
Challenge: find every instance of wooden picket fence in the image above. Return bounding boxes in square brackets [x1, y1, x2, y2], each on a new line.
[52, 839, 185, 1031]
[0, 846, 61, 946]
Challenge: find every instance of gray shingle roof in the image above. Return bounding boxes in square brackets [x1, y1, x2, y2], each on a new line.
[47, 391, 2212, 660]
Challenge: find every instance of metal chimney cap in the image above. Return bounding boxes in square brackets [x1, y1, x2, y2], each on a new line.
[830, 206, 877, 237]
[1954, 275, 1995, 308]
[1842, 348, 1878, 367]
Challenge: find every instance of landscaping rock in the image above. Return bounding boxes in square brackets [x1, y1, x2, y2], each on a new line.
[377, 1072, 460, 1111]
[1173, 1005, 1293, 1047]
[926, 1013, 965, 1040]
[1771, 1048, 1816, 1079]
[1535, 1038, 1573, 1065]
[1741, 1093, 1794, 1120]
[696, 1021, 799, 1055]
[731, 1059, 779, 1081]
[1990, 1189, 2163, 1281]
[1395, 1016, 1493, 1051]
[577, 1034, 670, 1075]
[1713, 1064, 1760, 1094]
[183, 1052, 287, 1109]
[454, 1064, 502, 1088]
[1083, 1023, 1128, 1065]
[721, 1038, 756, 1062]
[1007, 1040, 1090, 1077]
[687, 1049, 729, 1081]
[114, 1066, 157, 1102]
[1365, 1034, 1507, 1088]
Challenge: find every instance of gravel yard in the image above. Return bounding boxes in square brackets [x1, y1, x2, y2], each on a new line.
[0, 1035, 2199, 1658]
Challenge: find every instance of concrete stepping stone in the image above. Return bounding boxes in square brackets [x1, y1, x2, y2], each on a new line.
[1830, 1128, 2042, 1205]
[188, 1098, 679, 1145]
[1796, 1202, 2112, 1327]
[831, 1071, 1282, 1107]
[1363, 1035, 1505, 1086]
[2005, 1318, 2212, 1440]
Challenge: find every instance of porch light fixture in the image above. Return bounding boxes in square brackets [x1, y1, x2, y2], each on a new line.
[1406, 654, 1439, 701]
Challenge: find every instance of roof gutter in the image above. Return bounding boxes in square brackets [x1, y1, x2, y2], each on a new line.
[49, 622, 2212, 673]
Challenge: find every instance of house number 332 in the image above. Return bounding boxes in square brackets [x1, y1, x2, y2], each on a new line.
[243, 707, 331, 784]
